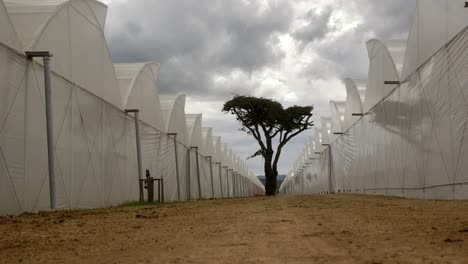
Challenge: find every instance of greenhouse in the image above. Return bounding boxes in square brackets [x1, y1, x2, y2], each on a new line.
[2, 1, 468, 262]
[0, 0, 263, 215]
[281, 0, 468, 200]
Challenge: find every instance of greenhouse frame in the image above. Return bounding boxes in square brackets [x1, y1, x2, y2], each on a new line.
[0, 0, 264, 215]
[281, 0, 468, 200]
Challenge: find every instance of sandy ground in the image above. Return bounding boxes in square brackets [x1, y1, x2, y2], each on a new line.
[1, 195, 468, 264]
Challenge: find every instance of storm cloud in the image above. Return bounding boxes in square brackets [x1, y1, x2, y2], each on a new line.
[105, 0, 416, 175]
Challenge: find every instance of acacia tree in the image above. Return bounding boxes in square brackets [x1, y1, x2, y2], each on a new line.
[223, 95, 314, 196]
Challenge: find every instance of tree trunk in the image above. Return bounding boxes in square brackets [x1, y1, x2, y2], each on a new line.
[264, 153, 277, 196]
[265, 169, 278, 196]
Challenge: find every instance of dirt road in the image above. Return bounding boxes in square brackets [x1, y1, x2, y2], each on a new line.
[1, 195, 468, 263]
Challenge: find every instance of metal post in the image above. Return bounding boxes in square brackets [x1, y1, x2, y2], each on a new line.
[244, 178, 249, 197]
[234, 173, 238, 197]
[208, 157, 214, 199]
[186, 148, 191, 200]
[232, 172, 236, 197]
[245, 178, 248, 197]
[238, 174, 241, 197]
[125, 109, 144, 202]
[218, 163, 223, 198]
[168, 133, 181, 201]
[227, 168, 232, 197]
[302, 170, 305, 197]
[192, 147, 202, 200]
[240, 175, 243, 197]
[26, 51, 56, 209]
[43, 56, 56, 209]
[239, 176, 242, 197]
[328, 146, 333, 194]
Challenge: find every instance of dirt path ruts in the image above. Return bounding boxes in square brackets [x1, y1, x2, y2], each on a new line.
[1, 195, 468, 263]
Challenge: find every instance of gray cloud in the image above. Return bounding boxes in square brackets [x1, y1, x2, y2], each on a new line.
[293, 7, 333, 47]
[105, 0, 417, 175]
[293, 0, 415, 81]
[106, 0, 294, 96]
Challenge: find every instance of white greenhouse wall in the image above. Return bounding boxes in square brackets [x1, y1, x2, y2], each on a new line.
[0, 0, 262, 215]
[282, 27, 468, 200]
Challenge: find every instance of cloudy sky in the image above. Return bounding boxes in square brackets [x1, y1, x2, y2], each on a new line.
[104, 0, 416, 175]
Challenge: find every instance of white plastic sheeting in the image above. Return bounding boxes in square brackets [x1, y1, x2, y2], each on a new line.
[282, 1, 468, 200]
[0, 0, 263, 215]
[329, 101, 345, 142]
[0, 54, 142, 213]
[0, 1, 21, 50]
[185, 114, 204, 199]
[343, 79, 364, 131]
[365, 39, 400, 112]
[5, 0, 122, 108]
[202, 127, 216, 198]
[114, 62, 164, 131]
[283, 30, 468, 200]
[402, 0, 468, 80]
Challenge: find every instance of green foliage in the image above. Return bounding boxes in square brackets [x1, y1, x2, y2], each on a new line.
[223, 95, 314, 159]
[223, 95, 314, 195]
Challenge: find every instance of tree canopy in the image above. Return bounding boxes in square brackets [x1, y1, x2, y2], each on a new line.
[223, 95, 314, 195]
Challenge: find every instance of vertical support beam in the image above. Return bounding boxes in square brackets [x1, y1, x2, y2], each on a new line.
[302, 170, 305, 197]
[43, 55, 55, 209]
[241, 177, 245, 197]
[192, 147, 202, 200]
[125, 109, 143, 202]
[233, 172, 236, 197]
[235, 173, 238, 197]
[26, 51, 56, 209]
[241, 177, 244, 197]
[208, 157, 214, 199]
[218, 163, 223, 198]
[245, 179, 248, 197]
[328, 146, 333, 194]
[186, 148, 191, 200]
[134, 112, 143, 202]
[168, 133, 181, 201]
[232, 172, 237, 197]
[322, 144, 333, 194]
[227, 168, 232, 197]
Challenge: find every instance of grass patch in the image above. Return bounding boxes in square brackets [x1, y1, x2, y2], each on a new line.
[119, 201, 162, 207]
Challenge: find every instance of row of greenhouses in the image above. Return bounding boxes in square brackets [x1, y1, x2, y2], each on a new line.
[0, 0, 264, 215]
[281, 0, 468, 200]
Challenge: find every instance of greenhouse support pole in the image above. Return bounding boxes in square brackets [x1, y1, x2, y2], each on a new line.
[238, 174, 241, 197]
[322, 144, 333, 194]
[227, 168, 232, 197]
[239, 176, 242, 197]
[125, 109, 144, 202]
[240, 175, 243, 197]
[245, 179, 248, 197]
[192, 147, 202, 199]
[207, 157, 214, 198]
[233, 173, 237, 197]
[246, 179, 248, 197]
[302, 170, 305, 197]
[217, 163, 223, 198]
[241, 177, 244, 197]
[186, 148, 191, 200]
[240, 176, 243, 197]
[234, 173, 238, 197]
[328, 146, 333, 194]
[232, 172, 236, 197]
[26, 51, 56, 209]
[168, 133, 181, 201]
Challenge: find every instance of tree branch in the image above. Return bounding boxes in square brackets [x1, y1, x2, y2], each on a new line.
[272, 115, 313, 169]
[232, 108, 267, 152]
